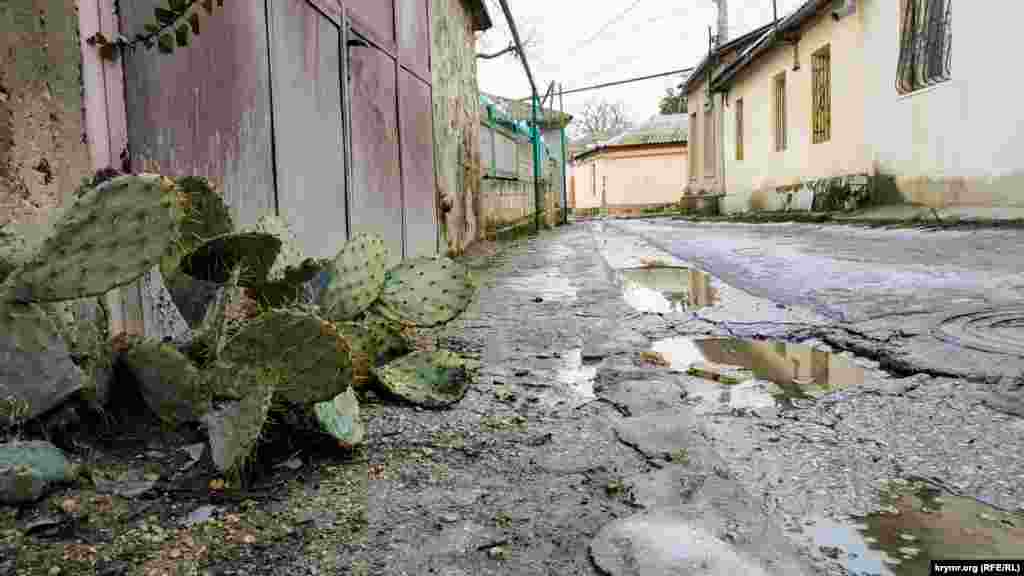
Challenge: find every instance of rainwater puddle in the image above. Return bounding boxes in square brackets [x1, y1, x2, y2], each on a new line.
[555, 348, 597, 403]
[651, 337, 865, 412]
[503, 272, 577, 302]
[619, 266, 719, 314]
[804, 480, 1024, 575]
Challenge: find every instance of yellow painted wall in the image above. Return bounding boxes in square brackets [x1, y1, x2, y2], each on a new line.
[570, 145, 688, 210]
[720, 5, 868, 214]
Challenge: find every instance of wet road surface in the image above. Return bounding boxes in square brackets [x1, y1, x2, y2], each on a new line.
[346, 221, 1023, 576]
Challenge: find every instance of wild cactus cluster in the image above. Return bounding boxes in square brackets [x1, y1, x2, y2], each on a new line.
[0, 171, 479, 480]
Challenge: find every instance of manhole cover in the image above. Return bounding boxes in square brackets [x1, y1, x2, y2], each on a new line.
[932, 306, 1024, 357]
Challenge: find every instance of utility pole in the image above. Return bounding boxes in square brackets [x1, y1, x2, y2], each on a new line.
[773, 0, 779, 26]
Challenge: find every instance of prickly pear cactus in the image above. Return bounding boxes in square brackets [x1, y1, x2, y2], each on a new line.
[119, 340, 212, 424]
[314, 388, 364, 448]
[2, 174, 184, 303]
[358, 308, 412, 366]
[160, 177, 234, 327]
[201, 364, 279, 477]
[318, 233, 389, 322]
[0, 302, 85, 423]
[220, 309, 353, 405]
[247, 258, 326, 308]
[179, 232, 282, 287]
[161, 176, 234, 279]
[375, 257, 476, 327]
[371, 349, 479, 409]
[252, 215, 303, 282]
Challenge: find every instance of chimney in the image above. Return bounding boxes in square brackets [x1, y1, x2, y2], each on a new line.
[713, 0, 729, 45]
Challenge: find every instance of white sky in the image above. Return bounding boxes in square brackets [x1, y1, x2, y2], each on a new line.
[476, 0, 807, 131]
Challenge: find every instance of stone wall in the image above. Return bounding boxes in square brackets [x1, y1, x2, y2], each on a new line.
[432, 0, 483, 256]
[0, 0, 92, 227]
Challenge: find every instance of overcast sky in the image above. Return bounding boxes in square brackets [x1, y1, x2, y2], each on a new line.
[476, 0, 806, 131]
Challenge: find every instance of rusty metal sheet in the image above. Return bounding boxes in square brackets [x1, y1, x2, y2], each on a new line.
[348, 39, 403, 266]
[399, 69, 436, 258]
[269, 0, 348, 260]
[346, 0, 396, 54]
[120, 0, 275, 228]
[397, 0, 430, 82]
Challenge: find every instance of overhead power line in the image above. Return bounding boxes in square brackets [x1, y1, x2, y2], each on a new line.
[567, 0, 643, 56]
[517, 67, 694, 102]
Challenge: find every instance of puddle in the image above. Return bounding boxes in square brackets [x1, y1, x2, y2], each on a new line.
[502, 272, 577, 302]
[619, 266, 719, 314]
[805, 479, 1024, 575]
[652, 337, 865, 412]
[555, 349, 598, 402]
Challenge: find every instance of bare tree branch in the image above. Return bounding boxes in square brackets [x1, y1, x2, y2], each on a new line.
[477, 44, 518, 60]
[569, 99, 633, 142]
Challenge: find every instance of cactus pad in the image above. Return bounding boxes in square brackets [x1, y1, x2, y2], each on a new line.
[375, 257, 476, 327]
[313, 388, 365, 448]
[317, 233, 389, 322]
[247, 258, 326, 308]
[0, 302, 85, 422]
[358, 307, 412, 365]
[161, 176, 234, 279]
[371, 349, 479, 409]
[119, 340, 212, 424]
[252, 215, 304, 282]
[3, 174, 184, 303]
[220, 309, 353, 405]
[201, 364, 279, 476]
[179, 232, 282, 287]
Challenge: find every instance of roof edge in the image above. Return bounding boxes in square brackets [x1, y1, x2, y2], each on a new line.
[711, 0, 832, 91]
[681, 21, 777, 94]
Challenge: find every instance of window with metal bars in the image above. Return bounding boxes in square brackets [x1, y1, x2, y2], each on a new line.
[689, 112, 698, 181]
[774, 73, 787, 151]
[812, 46, 831, 144]
[735, 98, 744, 161]
[897, 0, 952, 95]
[704, 107, 715, 175]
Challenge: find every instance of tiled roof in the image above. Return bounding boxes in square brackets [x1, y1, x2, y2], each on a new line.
[572, 114, 688, 162]
[681, 22, 777, 94]
[603, 114, 689, 146]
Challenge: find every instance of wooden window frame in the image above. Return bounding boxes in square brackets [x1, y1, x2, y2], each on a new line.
[774, 72, 787, 152]
[812, 45, 831, 144]
[735, 98, 744, 161]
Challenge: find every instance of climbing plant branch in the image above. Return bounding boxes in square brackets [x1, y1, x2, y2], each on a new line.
[86, 0, 226, 59]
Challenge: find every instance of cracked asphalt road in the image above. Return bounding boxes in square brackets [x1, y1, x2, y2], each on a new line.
[345, 220, 1024, 576]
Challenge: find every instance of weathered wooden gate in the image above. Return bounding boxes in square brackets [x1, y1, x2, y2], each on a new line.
[119, 0, 437, 336]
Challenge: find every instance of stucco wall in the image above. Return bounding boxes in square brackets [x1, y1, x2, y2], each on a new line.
[600, 146, 687, 207]
[571, 145, 687, 211]
[571, 159, 601, 210]
[0, 0, 92, 227]
[862, 0, 1024, 208]
[720, 7, 868, 214]
[432, 0, 483, 255]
